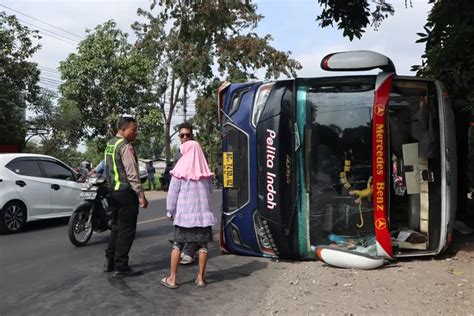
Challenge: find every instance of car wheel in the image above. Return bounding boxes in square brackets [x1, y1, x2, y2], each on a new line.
[0, 201, 27, 234]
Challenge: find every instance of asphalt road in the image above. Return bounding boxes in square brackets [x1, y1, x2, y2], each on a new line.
[0, 191, 278, 315]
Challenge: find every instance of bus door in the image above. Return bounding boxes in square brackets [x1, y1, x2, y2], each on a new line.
[387, 78, 457, 257]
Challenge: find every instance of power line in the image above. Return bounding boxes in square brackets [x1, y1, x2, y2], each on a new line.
[39, 67, 61, 75]
[0, 4, 84, 39]
[38, 76, 61, 84]
[16, 18, 78, 45]
[38, 87, 59, 97]
[39, 76, 61, 83]
[38, 77, 61, 84]
[39, 72, 61, 79]
[39, 71, 61, 78]
[39, 81, 62, 87]
[39, 73, 62, 80]
[38, 82, 60, 89]
[38, 65, 60, 72]
[40, 78, 62, 86]
[38, 84, 56, 88]
[38, 85, 59, 94]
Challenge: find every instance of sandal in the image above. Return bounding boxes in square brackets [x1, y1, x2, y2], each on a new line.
[195, 279, 206, 288]
[161, 277, 179, 289]
[179, 256, 195, 265]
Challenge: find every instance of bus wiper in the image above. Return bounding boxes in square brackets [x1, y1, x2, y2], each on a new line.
[220, 109, 234, 123]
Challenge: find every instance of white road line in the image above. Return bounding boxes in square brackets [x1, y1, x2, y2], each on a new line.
[137, 216, 168, 225]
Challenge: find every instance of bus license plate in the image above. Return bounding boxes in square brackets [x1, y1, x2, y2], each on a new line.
[79, 191, 97, 199]
[223, 152, 234, 188]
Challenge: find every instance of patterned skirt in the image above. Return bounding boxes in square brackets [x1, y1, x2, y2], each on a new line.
[174, 226, 213, 243]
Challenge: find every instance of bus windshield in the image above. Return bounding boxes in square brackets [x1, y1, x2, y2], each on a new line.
[298, 77, 378, 256]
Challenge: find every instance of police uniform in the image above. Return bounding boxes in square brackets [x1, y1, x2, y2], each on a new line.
[104, 135, 144, 272]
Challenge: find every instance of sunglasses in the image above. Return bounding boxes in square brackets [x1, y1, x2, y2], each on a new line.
[179, 133, 191, 139]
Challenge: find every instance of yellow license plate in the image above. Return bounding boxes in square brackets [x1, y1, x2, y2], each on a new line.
[223, 152, 234, 188]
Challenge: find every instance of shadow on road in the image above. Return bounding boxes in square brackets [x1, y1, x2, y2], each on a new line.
[22, 217, 69, 232]
[205, 259, 269, 285]
[79, 225, 175, 247]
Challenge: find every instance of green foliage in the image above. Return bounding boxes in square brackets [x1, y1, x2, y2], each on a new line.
[413, 0, 474, 206]
[59, 20, 157, 140]
[83, 138, 106, 167]
[45, 146, 85, 168]
[316, 0, 395, 40]
[81, 107, 165, 163]
[142, 174, 161, 191]
[26, 138, 85, 168]
[190, 79, 223, 172]
[28, 90, 83, 153]
[0, 11, 41, 146]
[413, 0, 474, 112]
[134, 1, 301, 162]
[134, 106, 166, 159]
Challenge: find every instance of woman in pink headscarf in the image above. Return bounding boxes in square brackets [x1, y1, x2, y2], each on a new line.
[161, 140, 216, 289]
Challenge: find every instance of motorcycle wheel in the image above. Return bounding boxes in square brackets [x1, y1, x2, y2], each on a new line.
[68, 202, 94, 247]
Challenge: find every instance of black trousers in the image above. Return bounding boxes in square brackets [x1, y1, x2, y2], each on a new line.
[105, 189, 139, 270]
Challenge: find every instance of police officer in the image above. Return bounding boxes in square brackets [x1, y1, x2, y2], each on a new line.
[103, 116, 148, 276]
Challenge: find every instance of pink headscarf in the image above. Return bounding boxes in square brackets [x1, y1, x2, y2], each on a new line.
[170, 140, 213, 180]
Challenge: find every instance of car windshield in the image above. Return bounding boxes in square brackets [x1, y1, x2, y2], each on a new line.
[299, 77, 378, 255]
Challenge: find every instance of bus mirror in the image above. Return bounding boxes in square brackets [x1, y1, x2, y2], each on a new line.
[321, 50, 396, 73]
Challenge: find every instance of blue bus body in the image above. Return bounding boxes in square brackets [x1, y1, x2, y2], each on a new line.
[219, 52, 457, 263]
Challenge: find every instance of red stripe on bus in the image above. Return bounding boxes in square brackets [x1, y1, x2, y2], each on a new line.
[372, 75, 394, 259]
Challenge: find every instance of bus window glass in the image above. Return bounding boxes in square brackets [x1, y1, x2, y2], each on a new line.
[303, 77, 377, 255]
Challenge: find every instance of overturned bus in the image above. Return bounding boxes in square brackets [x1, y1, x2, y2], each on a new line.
[218, 51, 457, 268]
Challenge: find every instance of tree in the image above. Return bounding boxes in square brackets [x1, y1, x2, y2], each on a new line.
[82, 139, 104, 167]
[412, 0, 474, 222]
[58, 20, 159, 146]
[28, 90, 83, 154]
[189, 79, 222, 172]
[134, 1, 302, 163]
[0, 11, 41, 147]
[26, 90, 85, 166]
[134, 106, 166, 159]
[316, 0, 398, 40]
[413, 0, 474, 112]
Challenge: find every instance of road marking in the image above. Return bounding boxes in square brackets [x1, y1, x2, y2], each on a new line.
[137, 216, 168, 225]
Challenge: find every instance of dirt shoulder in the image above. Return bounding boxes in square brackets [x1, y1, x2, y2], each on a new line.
[250, 233, 474, 315]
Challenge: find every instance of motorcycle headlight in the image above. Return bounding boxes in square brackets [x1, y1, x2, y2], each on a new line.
[251, 82, 275, 128]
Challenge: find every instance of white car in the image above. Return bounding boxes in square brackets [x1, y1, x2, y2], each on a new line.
[139, 166, 148, 183]
[0, 153, 83, 234]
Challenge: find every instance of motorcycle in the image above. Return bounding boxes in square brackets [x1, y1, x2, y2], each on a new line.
[68, 177, 114, 246]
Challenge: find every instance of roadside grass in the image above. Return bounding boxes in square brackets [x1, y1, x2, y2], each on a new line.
[143, 174, 163, 191]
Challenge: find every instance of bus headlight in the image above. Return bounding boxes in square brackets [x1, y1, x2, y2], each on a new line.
[251, 82, 275, 127]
